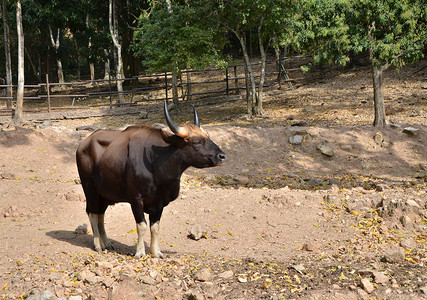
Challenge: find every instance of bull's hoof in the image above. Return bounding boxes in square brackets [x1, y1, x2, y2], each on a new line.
[151, 251, 164, 259]
[135, 251, 146, 259]
[105, 243, 115, 251]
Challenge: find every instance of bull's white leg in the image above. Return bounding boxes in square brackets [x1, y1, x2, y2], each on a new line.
[97, 214, 114, 250]
[150, 221, 163, 258]
[88, 213, 102, 252]
[135, 221, 147, 259]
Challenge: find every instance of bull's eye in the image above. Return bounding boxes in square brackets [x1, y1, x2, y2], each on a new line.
[192, 139, 203, 146]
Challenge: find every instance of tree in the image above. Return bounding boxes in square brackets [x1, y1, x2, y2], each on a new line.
[109, 0, 124, 104]
[348, 0, 427, 127]
[290, 0, 427, 127]
[132, 0, 225, 106]
[217, 0, 287, 116]
[2, 0, 13, 109]
[14, 0, 24, 124]
[48, 26, 65, 83]
[286, 0, 351, 74]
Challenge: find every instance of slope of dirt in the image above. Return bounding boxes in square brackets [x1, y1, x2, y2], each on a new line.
[0, 62, 426, 300]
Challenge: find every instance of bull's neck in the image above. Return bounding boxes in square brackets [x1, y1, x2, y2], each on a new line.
[152, 145, 190, 180]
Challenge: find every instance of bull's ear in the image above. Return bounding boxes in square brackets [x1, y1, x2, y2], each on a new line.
[160, 128, 184, 144]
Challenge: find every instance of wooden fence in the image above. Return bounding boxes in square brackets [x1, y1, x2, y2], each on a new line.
[0, 58, 305, 117]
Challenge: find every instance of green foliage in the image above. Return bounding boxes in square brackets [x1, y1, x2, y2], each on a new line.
[348, 0, 426, 69]
[132, 1, 226, 73]
[287, 0, 351, 68]
[289, 0, 427, 70]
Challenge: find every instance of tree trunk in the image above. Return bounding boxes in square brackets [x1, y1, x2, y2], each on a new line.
[109, 0, 124, 104]
[24, 46, 41, 82]
[56, 59, 64, 83]
[74, 38, 81, 80]
[171, 71, 179, 107]
[86, 14, 94, 82]
[371, 62, 387, 127]
[255, 17, 266, 116]
[48, 26, 64, 84]
[236, 33, 257, 116]
[165, 0, 179, 108]
[14, 0, 24, 124]
[104, 49, 111, 79]
[2, 0, 13, 109]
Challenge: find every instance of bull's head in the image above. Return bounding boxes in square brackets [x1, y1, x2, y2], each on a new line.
[162, 102, 226, 168]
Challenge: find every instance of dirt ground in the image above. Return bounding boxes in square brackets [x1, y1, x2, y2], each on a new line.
[0, 61, 426, 300]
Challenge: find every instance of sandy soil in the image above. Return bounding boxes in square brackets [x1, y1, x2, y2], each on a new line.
[0, 61, 426, 300]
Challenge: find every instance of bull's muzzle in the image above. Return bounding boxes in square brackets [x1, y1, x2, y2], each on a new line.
[215, 152, 227, 165]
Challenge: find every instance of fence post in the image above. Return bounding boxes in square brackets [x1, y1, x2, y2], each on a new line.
[278, 51, 282, 90]
[46, 74, 51, 113]
[225, 67, 229, 96]
[108, 72, 112, 109]
[186, 71, 192, 101]
[234, 65, 239, 94]
[245, 66, 250, 114]
[165, 72, 168, 102]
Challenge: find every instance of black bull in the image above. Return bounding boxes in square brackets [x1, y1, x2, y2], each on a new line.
[76, 102, 226, 258]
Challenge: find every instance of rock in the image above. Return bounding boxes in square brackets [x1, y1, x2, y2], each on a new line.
[420, 286, 427, 295]
[382, 245, 405, 263]
[375, 184, 388, 192]
[400, 215, 413, 228]
[356, 288, 369, 300]
[79, 270, 98, 284]
[76, 125, 101, 131]
[96, 260, 113, 270]
[358, 269, 374, 277]
[317, 141, 334, 157]
[188, 224, 206, 241]
[139, 110, 148, 119]
[400, 237, 417, 250]
[110, 278, 141, 300]
[403, 127, 419, 136]
[360, 278, 375, 294]
[27, 290, 58, 300]
[289, 135, 303, 145]
[63, 190, 85, 202]
[291, 264, 306, 274]
[218, 270, 234, 279]
[372, 271, 389, 284]
[302, 241, 320, 252]
[1, 172, 16, 180]
[233, 174, 250, 185]
[374, 132, 383, 145]
[194, 268, 212, 282]
[74, 223, 88, 235]
[100, 277, 115, 287]
[69, 296, 83, 300]
[138, 274, 156, 285]
[307, 177, 324, 187]
[340, 144, 353, 152]
[406, 199, 420, 208]
[39, 121, 53, 128]
[120, 264, 136, 279]
[184, 290, 204, 300]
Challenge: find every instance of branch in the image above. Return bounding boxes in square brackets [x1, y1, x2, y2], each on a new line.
[48, 25, 60, 50]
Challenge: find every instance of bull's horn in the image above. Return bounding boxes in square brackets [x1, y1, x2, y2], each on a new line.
[192, 105, 200, 127]
[164, 101, 188, 138]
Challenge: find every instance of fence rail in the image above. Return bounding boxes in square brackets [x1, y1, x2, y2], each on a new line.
[0, 57, 307, 117]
